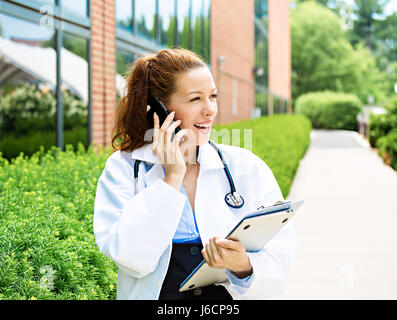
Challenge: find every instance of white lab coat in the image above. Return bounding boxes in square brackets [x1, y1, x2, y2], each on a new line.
[93, 141, 296, 300]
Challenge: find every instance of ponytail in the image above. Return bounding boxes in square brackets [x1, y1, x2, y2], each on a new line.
[112, 48, 206, 153]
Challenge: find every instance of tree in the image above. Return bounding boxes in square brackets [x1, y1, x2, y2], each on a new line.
[193, 16, 202, 57]
[180, 17, 190, 49]
[347, 0, 390, 50]
[291, 1, 388, 103]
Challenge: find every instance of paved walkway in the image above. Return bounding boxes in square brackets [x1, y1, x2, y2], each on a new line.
[274, 129, 397, 300]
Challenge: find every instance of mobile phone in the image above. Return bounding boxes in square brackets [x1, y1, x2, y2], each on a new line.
[146, 95, 181, 135]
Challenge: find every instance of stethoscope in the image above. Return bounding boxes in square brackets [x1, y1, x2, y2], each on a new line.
[133, 140, 245, 209]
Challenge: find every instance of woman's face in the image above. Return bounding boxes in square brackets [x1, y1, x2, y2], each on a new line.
[166, 66, 218, 146]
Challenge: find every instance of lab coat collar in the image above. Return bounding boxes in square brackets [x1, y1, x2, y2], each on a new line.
[130, 140, 225, 170]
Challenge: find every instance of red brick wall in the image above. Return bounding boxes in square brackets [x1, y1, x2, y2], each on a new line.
[211, 0, 255, 124]
[268, 0, 291, 101]
[91, 0, 116, 149]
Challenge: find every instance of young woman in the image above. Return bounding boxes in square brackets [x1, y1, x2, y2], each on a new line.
[93, 48, 296, 300]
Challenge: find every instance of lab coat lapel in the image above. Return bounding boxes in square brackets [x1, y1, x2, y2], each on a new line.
[130, 143, 165, 188]
[130, 141, 234, 245]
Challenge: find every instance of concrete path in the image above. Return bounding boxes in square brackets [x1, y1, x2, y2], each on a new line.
[274, 129, 397, 300]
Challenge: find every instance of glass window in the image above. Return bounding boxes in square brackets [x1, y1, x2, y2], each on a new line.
[203, 0, 210, 63]
[0, 12, 56, 160]
[192, 0, 203, 58]
[61, 33, 89, 149]
[254, 0, 268, 114]
[62, 0, 88, 18]
[116, 48, 135, 78]
[176, 0, 191, 49]
[116, 0, 133, 33]
[115, 48, 135, 105]
[159, 0, 176, 47]
[192, 0, 206, 59]
[135, 0, 157, 41]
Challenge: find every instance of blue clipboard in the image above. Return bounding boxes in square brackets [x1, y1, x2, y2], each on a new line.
[179, 199, 304, 292]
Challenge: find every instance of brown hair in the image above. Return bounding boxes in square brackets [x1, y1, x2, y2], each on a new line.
[111, 48, 207, 153]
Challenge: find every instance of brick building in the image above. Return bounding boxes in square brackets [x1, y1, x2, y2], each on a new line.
[0, 0, 291, 153]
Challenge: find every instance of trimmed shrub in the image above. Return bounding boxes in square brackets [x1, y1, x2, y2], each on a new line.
[212, 114, 312, 198]
[0, 114, 311, 299]
[369, 96, 397, 148]
[295, 91, 362, 130]
[376, 129, 397, 170]
[0, 126, 88, 160]
[0, 144, 117, 300]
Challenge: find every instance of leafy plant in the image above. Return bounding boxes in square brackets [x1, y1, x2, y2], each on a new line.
[0, 114, 311, 299]
[295, 91, 362, 130]
[212, 114, 312, 198]
[376, 128, 397, 170]
[0, 144, 117, 300]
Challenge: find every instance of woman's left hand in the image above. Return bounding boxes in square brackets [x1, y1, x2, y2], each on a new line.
[202, 237, 253, 279]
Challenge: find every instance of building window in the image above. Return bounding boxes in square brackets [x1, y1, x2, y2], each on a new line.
[62, 0, 89, 18]
[254, 0, 268, 114]
[176, 0, 191, 49]
[159, 0, 176, 47]
[116, 0, 133, 33]
[0, 1, 91, 159]
[61, 33, 89, 149]
[0, 12, 56, 160]
[135, 0, 157, 41]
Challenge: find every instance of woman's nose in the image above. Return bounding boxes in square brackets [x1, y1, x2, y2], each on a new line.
[203, 99, 217, 115]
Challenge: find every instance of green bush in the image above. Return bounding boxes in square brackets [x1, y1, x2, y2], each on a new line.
[0, 84, 87, 135]
[295, 91, 362, 130]
[212, 114, 312, 198]
[0, 126, 88, 160]
[368, 96, 397, 148]
[0, 114, 311, 299]
[376, 129, 397, 170]
[0, 144, 117, 300]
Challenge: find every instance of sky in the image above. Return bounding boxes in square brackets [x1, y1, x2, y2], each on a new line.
[343, 0, 397, 17]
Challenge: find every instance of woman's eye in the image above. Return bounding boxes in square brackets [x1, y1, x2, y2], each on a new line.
[190, 97, 200, 102]
[211, 94, 218, 99]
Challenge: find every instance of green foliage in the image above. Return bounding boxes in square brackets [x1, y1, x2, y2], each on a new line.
[0, 115, 311, 299]
[376, 128, 397, 170]
[291, 1, 388, 103]
[212, 114, 312, 198]
[0, 144, 117, 300]
[369, 96, 397, 147]
[0, 84, 88, 160]
[295, 91, 363, 130]
[0, 84, 87, 135]
[0, 126, 87, 160]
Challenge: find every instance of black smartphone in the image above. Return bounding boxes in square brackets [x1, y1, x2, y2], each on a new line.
[146, 95, 181, 134]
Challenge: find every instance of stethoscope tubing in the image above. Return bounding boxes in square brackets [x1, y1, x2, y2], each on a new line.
[133, 140, 244, 209]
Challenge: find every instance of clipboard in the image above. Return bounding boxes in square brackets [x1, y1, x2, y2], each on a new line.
[179, 199, 304, 292]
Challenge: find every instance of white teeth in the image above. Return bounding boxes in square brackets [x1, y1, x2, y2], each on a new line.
[194, 123, 210, 128]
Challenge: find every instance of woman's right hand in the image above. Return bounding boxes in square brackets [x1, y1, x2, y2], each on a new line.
[152, 111, 188, 180]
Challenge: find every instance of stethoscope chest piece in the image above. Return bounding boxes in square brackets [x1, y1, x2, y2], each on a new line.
[225, 191, 245, 209]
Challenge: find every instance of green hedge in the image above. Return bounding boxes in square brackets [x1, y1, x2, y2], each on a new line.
[369, 96, 397, 170]
[212, 114, 312, 198]
[295, 91, 362, 130]
[0, 144, 117, 300]
[0, 126, 88, 160]
[0, 114, 311, 299]
[376, 129, 397, 170]
[369, 96, 397, 148]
